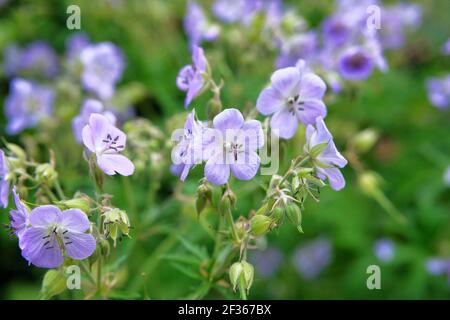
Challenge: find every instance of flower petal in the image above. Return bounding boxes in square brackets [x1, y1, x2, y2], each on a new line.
[270, 67, 301, 97]
[213, 108, 244, 132]
[297, 100, 327, 125]
[60, 209, 91, 233]
[241, 120, 264, 150]
[29, 205, 61, 227]
[21, 228, 63, 268]
[231, 152, 260, 180]
[97, 154, 135, 176]
[270, 108, 298, 139]
[87, 113, 110, 150]
[205, 153, 230, 185]
[81, 125, 96, 153]
[320, 167, 346, 191]
[300, 73, 327, 100]
[256, 87, 285, 115]
[64, 232, 96, 260]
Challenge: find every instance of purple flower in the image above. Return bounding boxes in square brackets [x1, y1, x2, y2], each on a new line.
[80, 42, 125, 100]
[293, 237, 332, 280]
[4, 78, 54, 135]
[275, 32, 317, 69]
[0, 150, 10, 208]
[176, 46, 207, 107]
[66, 32, 90, 60]
[212, 0, 263, 25]
[82, 113, 135, 176]
[374, 239, 395, 262]
[444, 166, 450, 187]
[426, 75, 450, 110]
[338, 46, 373, 81]
[304, 117, 347, 191]
[249, 247, 283, 279]
[3, 45, 22, 77]
[21, 205, 96, 269]
[426, 258, 450, 283]
[322, 16, 351, 47]
[204, 109, 264, 185]
[256, 62, 327, 139]
[20, 41, 60, 79]
[9, 187, 29, 247]
[184, 1, 220, 47]
[442, 38, 450, 56]
[171, 109, 211, 181]
[72, 99, 117, 143]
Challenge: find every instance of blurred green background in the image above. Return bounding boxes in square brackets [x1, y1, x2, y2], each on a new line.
[0, 0, 449, 299]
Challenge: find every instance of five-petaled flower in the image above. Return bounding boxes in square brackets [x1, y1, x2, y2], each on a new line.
[176, 45, 208, 107]
[304, 117, 347, 191]
[21, 205, 96, 269]
[82, 113, 135, 176]
[205, 108, 264, 185]
[256, 62, 327, 139]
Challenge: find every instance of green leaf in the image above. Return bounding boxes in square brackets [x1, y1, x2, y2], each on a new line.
[170, 262, 203, 281]
[40, 269, 67, 300]
[176, 236, 208, 260]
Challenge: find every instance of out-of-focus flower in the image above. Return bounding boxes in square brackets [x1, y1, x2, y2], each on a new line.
[204, 108, 264, 185]
[293, 237, 332, 280]
[426, 258, 450, 283]
[4, 78, 54, 135]
[21, 205, 96, 269]
[212, 0, 264, 25]
[256, 62, 327, 139]
[304, 117, 347, 191]
[249, 247, 283, 279]
[0, 150, 10, 208]
[338, 46, 373, 81]
[322, 16, 352, 48]
[66, 32, 90, 60]
[171, 109, 211, 181]
[426, 75, 450, 110]
[82, 114, 135, 176]
[72, 99, 117, 143]
[275, 32, 317, 69]
[176, 46, 207, 107]
[4, 41, 59, 78]
[184, 1, 220, 47]
[9, 187, 29, 246]
[444, 166, 450, 187]
[442, 38, 450, 55]
[80, 42, 125, 100]
[374, 239, 395, 262]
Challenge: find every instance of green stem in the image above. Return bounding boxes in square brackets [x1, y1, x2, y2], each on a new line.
[79, 261, 96, 285]
[54, 181, 66, 200]
[225, 207, 240, 244]
[278, 155, 310, 186]
[43, 185, 59, 202]
[239, 274, 247, 300]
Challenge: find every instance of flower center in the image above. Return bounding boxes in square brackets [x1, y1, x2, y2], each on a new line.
[225, 142, 243, 161]
[101, 133, 124, 154]
[287, 94, 305, 114]
[42, 224, 72, 249]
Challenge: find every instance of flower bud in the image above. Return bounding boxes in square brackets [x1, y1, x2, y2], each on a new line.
[229, 261, 254, 293]
[353, 129, 379, 153]
[195, 196, 207, 216]
[58, 197, 90, 213]
[219, 188, 237, 213]
[207, 98, 222, 120]
[272, 206, 285, 225]
[5, 143, 26, 162]
[99, 238, 110, 257]
[285, 204, 303, 233]
[103, 209, 130, 247]
[235, 219, 250, 239]
[250, 215, 273, 236]
[35, 163, 58, 185]
[358, 171, 381, 196]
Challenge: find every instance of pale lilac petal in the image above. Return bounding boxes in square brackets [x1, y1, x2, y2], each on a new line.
[29, 205, 61, 227]
[205, 153, 230, 185]
[241, 120, 264, 150]
[97, 154, 135, 176]
[300, 73, 327, 100]
[270, 67, 301, 96]
[297, 100, 327, 125]
[60, 209, 91, 233]
[64, 232, 96, 260]
[88, 113, 110, 149]
[318, 142, 348, 168]
[320, 167, 345, 191]
[176, 65, 193, 91]
[81, 125, 96, 153]
[21, 228, 63, 268]
[231, 152, 260, 180]
[213, 108, 244, 132]
[270, 108, 298, 139]
[185, 74, 204, 107]
[180, 163, 193, 181]
[256, 87, 285, 115]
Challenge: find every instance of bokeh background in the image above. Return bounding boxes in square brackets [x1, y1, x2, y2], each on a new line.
[0, 0, 449, 299]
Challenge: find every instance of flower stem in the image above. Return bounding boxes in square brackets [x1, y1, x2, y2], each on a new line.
[79, 261, 96, 285]
[54, 181, 66, 200]
[278, 155, 310, 186]
[225, 207, 240, 244]
[239, 274, 247, 300]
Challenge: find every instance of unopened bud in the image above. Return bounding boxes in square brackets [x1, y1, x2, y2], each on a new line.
[6, 143, 26, 162]
[353, 129, 379, 153]
[285, 204, 303, 233]
[272, 206, 285, 225]
[99, 238, 110, 257]
[35, 163, 58, 185]
[229, 261, 254, 293]
[207, 98, 222, 120]
[58, 197, 90, 213]
[250, 215, 273, 236]
[358, 171, 381, 196]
